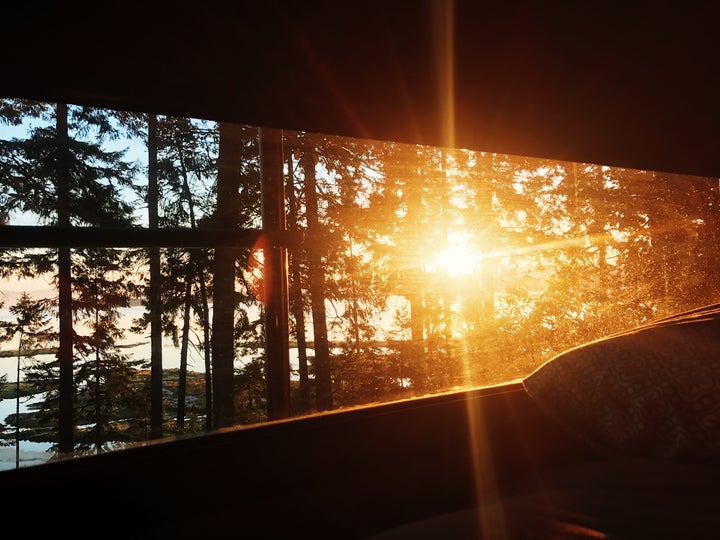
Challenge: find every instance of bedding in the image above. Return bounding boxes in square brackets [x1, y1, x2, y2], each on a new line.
[370, 304, 720, 539]
[369, 459, 720, 539]
[523, 303, 720, 459]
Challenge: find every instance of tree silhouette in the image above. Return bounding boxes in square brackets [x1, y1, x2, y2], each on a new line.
[1, 293, 53, 467]
[0, 98, 138, 453]
[3, 97, 720, 455]
[71, 248, 145, 453]
[129, 114, 219, 433]
[211, 122, 260, 427]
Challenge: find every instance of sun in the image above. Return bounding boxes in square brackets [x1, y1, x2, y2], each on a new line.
[432, 243, 478, 276]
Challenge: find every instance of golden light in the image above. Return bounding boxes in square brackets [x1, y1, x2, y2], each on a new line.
[431, 243, 479, 276]
[245, 237, 267, 304]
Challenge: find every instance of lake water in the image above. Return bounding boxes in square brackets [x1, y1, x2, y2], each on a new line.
[0, 303, 306, 470]
[0, 304, 308, 381]
[0, 286, 331, 471]
[0, 393, 54, 470]
[0, 304, 206, 378]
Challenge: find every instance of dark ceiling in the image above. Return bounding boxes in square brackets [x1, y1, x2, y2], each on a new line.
[3, 2, 720, 177]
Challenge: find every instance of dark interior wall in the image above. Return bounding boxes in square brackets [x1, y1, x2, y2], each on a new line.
[3, 2, 719, 178]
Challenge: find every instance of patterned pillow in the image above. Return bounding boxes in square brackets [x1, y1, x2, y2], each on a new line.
[523, 304, 720, 459]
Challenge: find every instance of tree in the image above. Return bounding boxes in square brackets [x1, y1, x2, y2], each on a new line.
[0, 98, 138, 453]
[284, 142, 311, 412]
[147, 113, 164, 439]
[71, 248, 146, 453]
[8, 295, 52, 464]
[160, 116, 217, 431]
[211, 122, 245, 428]
[0, 373, 7, 447]
[1, 293, 52, 466]
[299, 143, 333, 410]
[129, 114, 219, 433]
[111, 109, 167, 438]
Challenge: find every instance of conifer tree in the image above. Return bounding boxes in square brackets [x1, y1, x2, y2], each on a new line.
[299, 143, 333, 410]
[147, 113, 164, 438]
[211, 122, 261, 427]
[129, 115, 219, 433]
[0, 373, 7, 446]
[69, 247, 145, 453]
[0, 98, 138, 453]
[158, 116, 216, 430]
[113, 110, 167, 439]
[283, 142, 311, 412]
[1, 293, 53, 466]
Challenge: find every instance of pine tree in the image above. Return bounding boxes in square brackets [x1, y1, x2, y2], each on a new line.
[71, 248, 145, 453]
[259, 127, 290, 420]
[284, 141, 311, 412]
[211, 122, 260, 427]
[147, 113, 164, 439]
[0, 98, 138, 453]
[1, 293, 53, 466]
[113, 110, 167, 439]
[160, 116, 217, 431]
[299, 142, 333, 410]
[128, 115, 219, 433]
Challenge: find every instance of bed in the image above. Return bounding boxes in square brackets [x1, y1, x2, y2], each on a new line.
[370, 304, 720, 539]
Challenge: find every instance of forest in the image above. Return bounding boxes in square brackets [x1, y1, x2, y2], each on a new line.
[1, 97, 719, 467]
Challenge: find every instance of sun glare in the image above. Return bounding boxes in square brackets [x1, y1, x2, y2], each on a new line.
[433, 244, 478, 276]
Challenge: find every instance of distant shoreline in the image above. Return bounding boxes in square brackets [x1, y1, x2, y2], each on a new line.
[0, 348, 56, 358]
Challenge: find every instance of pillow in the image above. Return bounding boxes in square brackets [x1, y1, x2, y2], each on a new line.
[523, 304, 720, 459]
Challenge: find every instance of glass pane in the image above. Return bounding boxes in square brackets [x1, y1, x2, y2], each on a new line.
[2, 96, 719, 470]
[294, 136, 720, 406]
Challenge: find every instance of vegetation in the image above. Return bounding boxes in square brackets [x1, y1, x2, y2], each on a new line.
[1, 95, 719, 464]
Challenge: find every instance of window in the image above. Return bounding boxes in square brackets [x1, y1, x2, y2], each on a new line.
[1, 97, 719, 470]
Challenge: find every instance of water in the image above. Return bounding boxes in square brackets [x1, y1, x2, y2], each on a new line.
[0, 393, 54, 470]
[0, 305, 305, 381]
[0, 341, 208, 381]
[0, 304, 243, 470]
[1, 305, 247, 380]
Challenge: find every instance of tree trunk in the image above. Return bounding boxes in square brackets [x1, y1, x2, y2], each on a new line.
[300, 146, 333, 410]
[147, 113, 164, 439]
[94, 303, 101, 453]
[285, 146, 310, 412]
[405, 161, 426, 388]
[199, 272, 213, 431]
[15, 330, 22, 468]
[56, 102, 74, 454]
[177, 148, 198, 430]
[211, 122, 242, 428]
[176, 274, 192, 429]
